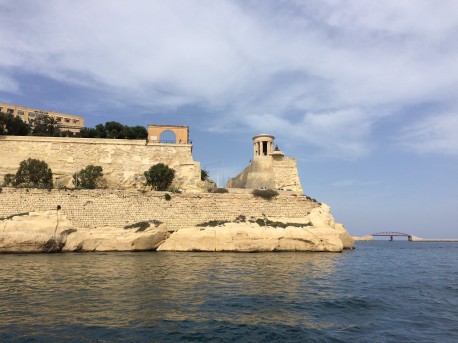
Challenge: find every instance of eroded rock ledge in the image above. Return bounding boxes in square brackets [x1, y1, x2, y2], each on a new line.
[0, 205, 354, 253]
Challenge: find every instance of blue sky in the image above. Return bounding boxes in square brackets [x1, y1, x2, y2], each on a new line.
[1, 0, 457, 238]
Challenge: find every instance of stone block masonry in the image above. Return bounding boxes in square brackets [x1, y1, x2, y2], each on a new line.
[0, 188, 319, 230]
[272, 157, 302, 191]
[0, 136, 201, 191]
[227, 156, 302, 192]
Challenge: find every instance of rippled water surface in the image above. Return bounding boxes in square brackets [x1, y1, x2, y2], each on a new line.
[1, 242, 458, 342]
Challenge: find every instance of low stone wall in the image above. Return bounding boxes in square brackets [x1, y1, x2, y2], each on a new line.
[0, 188, 319, 230]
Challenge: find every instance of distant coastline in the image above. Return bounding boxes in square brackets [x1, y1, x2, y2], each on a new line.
[353, 235, 458, 242]
[410, 238, 458, 242]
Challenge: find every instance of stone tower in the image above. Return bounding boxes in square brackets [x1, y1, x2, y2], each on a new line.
[226, 134, 303, 192]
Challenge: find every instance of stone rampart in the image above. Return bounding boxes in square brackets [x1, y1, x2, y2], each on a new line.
[0, 188, 319, 230]
[0, 136, 201, 191]
[272, 157, 302, 191]
[227, 156, 302, 192]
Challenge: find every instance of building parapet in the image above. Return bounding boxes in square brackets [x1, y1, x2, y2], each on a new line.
[0, 135, 191, 147]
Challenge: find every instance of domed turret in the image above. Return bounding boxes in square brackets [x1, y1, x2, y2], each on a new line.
[253, 134, 275, 158]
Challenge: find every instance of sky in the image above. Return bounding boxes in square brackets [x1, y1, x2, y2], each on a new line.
[1, 0, 457, 238]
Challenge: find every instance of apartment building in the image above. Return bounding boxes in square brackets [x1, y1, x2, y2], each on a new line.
[0, 102, 84, 133]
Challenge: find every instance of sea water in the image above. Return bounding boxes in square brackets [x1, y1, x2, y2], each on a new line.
[1, 241, 457, 342]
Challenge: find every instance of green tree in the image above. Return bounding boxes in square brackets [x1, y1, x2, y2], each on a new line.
[78, 127, 96, 138]
[131, 126, 148, 139]
[30, 115, 61, 136]
[94, 124, 107, 138]
[105, 121, 125, 139]
[14, 158, 53, 188]
[77, 122, 148, 139]
[0, 112, 29, 136]
[59, 130, 75, 137]
[73, 165, 104, 189]
[121, 126, 135, 139]
[144, 163, 175, 191]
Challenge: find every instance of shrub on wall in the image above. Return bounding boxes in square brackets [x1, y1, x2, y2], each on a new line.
[144, 163, 175, 191]
[13, 158, 53, 188]
[201, 168, 209, 181]
[3, 173, 16, 187]
[252, 189, 279, 200]
[73, 165, 104, 189]
[213, 188, 229, 193]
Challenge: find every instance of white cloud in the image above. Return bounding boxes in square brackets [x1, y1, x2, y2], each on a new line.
[1, 0, 458, 158]
[242, 108, 373, 158]
[0, 73, 18, 93]
[397, 113, 458, 156]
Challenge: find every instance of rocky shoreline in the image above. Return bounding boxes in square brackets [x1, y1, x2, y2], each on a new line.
[0, 204, 354, 253]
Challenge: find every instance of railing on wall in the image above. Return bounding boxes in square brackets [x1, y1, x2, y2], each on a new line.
[148, 140, 192, 144]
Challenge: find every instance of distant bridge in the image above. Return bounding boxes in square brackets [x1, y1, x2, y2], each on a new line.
[371, 232, 413, 241]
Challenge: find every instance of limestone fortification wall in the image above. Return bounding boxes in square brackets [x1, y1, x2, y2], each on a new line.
[227, 156, 303, 192]
[0, 188, 319, 230]
[272, 157, 302, 191]
[227, 158, 274, 190]
[0, 136, 201, 190]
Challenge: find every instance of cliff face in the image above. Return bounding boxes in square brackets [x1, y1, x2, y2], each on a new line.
[157, 225, 344, 252]
[0, 211, 169, 253]
[0, 203, 354, 253]
[158, 203, 354, 252]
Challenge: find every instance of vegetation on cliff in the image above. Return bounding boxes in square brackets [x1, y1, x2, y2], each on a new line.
[124, 220, 163, 232]
[196, 220, 230, 227]
[196, 215, 312, 229]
